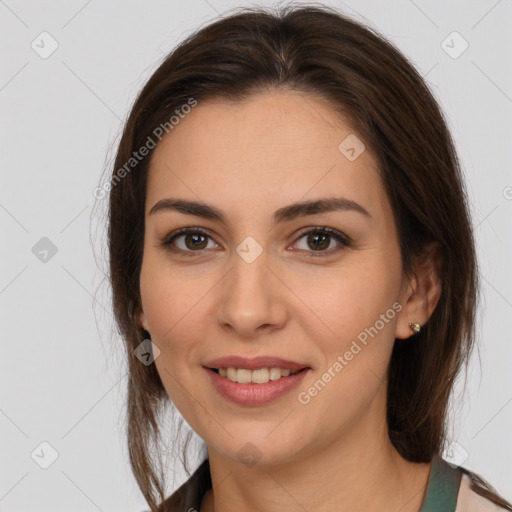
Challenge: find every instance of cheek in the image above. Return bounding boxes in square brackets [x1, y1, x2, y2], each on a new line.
[292, 272, 399, 436]
[139, 257, 207, 360]
[140, 264, 210, 415]
[288, 263, 400, 416]
[289, 260, 400, 350]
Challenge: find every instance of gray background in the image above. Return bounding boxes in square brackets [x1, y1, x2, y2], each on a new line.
[1, 0, 511, 510]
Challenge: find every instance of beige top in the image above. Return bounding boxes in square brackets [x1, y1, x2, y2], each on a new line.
[455, 474, 509, 512]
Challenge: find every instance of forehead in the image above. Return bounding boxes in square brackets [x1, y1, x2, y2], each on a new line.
[146, 90, 388, 222]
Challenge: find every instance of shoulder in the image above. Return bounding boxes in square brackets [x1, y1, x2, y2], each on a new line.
[455, 473, 511, 512]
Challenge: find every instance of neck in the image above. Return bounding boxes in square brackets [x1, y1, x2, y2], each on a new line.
[201, 409, 432, 512]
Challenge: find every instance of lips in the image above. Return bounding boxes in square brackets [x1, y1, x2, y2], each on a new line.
[204, 364, 311, 405]
[203, 355, 309, 373]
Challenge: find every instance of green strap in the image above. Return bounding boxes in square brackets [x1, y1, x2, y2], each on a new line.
[419, 456, 463, 512]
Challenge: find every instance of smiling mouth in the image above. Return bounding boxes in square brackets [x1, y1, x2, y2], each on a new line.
[208, 367, 307, 384]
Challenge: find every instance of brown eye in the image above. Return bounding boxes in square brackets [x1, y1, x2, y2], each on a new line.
[306, 232, 330, 251]
[293, 227, 351, 257]
[160, 226, 351, 258]
[182, 232, 209, 250]
[161, 228, 217, 254]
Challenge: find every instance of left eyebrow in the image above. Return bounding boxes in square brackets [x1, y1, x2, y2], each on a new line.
[148, 197, 372, 225]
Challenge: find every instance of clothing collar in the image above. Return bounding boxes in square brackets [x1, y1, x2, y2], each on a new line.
[166, 455, 463, 511]
[419, 455, 463, 511]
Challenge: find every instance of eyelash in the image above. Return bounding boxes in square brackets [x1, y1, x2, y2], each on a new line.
[159, 226, 352, 258]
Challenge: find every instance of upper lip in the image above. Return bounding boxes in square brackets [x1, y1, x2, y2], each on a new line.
[203, 356, 309, 372]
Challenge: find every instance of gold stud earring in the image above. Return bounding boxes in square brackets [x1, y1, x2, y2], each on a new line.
[409, 322, 421, 334]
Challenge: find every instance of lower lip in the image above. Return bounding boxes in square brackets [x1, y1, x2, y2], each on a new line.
[204, 367, 310, 406]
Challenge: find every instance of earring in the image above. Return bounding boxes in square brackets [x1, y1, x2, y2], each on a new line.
[409, 322, 421, 334]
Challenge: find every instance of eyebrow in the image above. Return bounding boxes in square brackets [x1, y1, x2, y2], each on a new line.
[148, 197, 371, 224]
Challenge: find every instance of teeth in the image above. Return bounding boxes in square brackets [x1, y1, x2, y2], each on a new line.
[252, 368, 269, 383]
[237, 369, 252, 384]
[269, 368, 281, 380]
[218, 367, 300, 384]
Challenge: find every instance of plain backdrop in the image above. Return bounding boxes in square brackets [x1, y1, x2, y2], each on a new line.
[1, 0, 511, 510]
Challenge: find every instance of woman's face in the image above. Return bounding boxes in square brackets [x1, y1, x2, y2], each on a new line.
[138, 90, 416, 466]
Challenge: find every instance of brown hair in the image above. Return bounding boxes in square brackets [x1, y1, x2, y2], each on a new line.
[102, 3, 511, 510]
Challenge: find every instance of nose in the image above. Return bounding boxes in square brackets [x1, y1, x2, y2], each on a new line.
[216, 247, 288, 339]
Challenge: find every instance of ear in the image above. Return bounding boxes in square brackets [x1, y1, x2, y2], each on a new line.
[395, 241, 442, 340]
[138, 308, 149, 332]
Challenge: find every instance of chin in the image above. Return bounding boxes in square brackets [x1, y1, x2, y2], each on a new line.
[205, 431, 308, 469]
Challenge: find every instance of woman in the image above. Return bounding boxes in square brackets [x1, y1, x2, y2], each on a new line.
[104, 4, 512, 511]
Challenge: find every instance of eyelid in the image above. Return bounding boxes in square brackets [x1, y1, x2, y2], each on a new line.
[290, 226, 352, 257]
[160, 225, 352, 256]
[293, 225, 352, 245]
[159, 227, 217, 252]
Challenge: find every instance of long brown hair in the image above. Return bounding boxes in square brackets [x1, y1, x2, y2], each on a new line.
[101, 3, 511, 510]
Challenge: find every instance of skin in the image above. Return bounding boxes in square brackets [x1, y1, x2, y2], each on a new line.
[138, 90, 442, 512]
